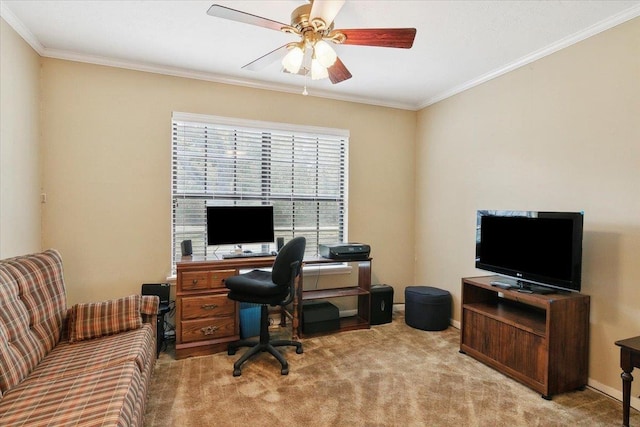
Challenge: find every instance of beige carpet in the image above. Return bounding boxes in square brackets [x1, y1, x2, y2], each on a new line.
[145, 309, 638, 426]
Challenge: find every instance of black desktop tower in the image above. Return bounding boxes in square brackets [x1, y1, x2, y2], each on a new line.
[370, 284, 394, 325]
[141, 283, 171, 355]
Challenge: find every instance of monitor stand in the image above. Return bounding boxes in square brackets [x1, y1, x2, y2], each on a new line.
[516, 281, 555, 295]
[491, 277, 555, 294]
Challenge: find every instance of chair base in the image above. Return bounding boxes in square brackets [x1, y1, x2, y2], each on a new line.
[228, 305, 303, 376]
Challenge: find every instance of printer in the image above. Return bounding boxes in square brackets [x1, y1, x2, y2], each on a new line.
[319, 243, 371, 261]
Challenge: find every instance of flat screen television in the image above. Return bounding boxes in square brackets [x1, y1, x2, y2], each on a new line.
[206, 205, 274, 246]
[475, 210, 584, 293]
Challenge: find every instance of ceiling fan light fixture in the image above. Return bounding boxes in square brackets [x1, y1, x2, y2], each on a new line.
[311, 55, 329, 80]
[282, 44, 305, 73]
[314, 40, 337, 68]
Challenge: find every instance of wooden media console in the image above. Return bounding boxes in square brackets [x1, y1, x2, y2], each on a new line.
[460, 276, 590, 399]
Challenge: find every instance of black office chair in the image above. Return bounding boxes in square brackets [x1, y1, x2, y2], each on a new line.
[225, 237, 306, 376]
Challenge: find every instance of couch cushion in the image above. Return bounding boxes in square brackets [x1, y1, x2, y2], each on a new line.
[29, 324, 155, 383]
[69, 294, 142, 343]
[0, 360, 143, 427]
[0, 250, 67, 395]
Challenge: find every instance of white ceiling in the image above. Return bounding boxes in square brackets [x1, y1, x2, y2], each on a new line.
[2, 0, 639, 110]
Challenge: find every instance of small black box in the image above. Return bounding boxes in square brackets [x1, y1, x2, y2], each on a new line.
[370, 284, 394, 325]
[302, 301, 340, 334]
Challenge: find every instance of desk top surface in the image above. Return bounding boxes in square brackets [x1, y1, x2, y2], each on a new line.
[615, 336, 640, 351]
[178, 255, 371, 267]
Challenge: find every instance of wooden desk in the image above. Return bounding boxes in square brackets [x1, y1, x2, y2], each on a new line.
[175, 256, 372, 359]
[615, 336, 640, 427]
[175, 256, 277, 359]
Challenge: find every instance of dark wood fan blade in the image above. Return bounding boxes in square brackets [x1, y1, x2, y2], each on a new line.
[207, 4, 287, 32]
[310, 0, 346, 26]
[242, 45, 289, 71]
[340, 28, 417, 48]
[328, 57, 352, 84]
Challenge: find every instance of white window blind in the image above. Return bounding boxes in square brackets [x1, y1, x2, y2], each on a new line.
[171, 112, 349, 272]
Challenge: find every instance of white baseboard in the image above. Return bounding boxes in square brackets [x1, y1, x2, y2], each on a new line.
[589, 378, 639, 411]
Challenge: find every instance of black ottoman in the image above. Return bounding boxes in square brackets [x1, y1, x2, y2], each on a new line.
[405, 286, 451, 331]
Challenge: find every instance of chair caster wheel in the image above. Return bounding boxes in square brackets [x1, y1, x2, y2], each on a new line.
[281, 368, 289, 375]
[296, 347, 303, 354]
[228, 348, 236, 355]
[233, 369, 242, 377]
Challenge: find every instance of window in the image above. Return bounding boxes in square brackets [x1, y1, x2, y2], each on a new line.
[171, 112, 349, 272]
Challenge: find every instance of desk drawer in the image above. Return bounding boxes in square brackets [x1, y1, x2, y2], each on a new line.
[209, 269, 236, 288]
[180, 317, 236, 343]
[182, 294, 235, 320]
[180, 269, 236, 291]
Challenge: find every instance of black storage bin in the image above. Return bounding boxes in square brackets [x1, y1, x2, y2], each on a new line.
[405, 286, 451, 331]
[370, 284, 394, 325]
[302, 301, 340, 334]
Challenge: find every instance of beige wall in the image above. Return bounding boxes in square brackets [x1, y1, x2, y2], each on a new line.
[0, 18, 42, 258]
[416, 17, 639, 403]
[39, 58, 416, 305]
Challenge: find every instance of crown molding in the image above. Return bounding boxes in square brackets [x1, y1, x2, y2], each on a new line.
[0, 2, 44, 54]
[40, 47, 417, 111]
[418, 3, 640, 109]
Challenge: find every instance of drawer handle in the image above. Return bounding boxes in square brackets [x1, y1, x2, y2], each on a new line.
[192, 279, 199, 285]
[200, 325, 219, 335]
[201, 304, 218, 310]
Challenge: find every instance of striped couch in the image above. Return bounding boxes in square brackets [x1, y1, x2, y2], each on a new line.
[0, 250, 158, 426]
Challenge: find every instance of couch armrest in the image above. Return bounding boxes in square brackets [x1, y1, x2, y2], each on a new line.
[140, 295, 159, 325]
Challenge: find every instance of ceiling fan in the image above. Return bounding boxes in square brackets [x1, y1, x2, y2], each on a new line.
[207, 1, 417, 85]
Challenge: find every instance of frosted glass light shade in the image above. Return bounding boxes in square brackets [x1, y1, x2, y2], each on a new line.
[311, 57, 329, 80]
[314, 40, 337, 68]
[282, 46, 304, 73]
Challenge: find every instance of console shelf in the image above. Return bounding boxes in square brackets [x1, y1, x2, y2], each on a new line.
[297, 258, 372, 338]
[302, 286, 369, 300]
[460, 276, 590, 399]
[464, 301, 546, 336]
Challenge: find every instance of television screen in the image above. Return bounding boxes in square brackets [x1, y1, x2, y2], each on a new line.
[475, 210, 583, 292]
[207, 205, 274, 246]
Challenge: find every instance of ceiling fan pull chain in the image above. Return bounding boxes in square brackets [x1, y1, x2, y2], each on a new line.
[302, 69, 309, 96]
[302, 47, 310, 96]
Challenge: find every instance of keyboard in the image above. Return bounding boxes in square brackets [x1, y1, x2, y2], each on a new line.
[222, 252, 275, 259]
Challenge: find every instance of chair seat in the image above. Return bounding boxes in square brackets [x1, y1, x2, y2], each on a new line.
[226, 270, 289, 305]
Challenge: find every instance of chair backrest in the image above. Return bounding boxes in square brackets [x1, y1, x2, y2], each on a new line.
[271, 237, 306, 288]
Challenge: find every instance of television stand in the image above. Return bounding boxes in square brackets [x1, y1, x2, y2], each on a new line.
[461, 275, 590, 399]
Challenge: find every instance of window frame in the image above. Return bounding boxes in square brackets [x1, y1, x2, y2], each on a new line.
[171, 112, 349, 272]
